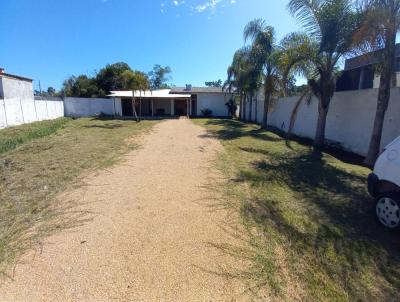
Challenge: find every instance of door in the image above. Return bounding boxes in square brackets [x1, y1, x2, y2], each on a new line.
[174, 100, 187, 116]
[122, 99, 133, 116]
[191, 95, 197, 116]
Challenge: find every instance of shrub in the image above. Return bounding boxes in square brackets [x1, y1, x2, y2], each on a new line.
[201, 108, 213, 117]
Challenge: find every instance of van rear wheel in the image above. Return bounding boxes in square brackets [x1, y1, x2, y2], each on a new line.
[375, 193, 400, 229]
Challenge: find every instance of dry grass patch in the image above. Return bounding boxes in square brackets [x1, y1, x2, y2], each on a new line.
[194, 118, 400, 301]
[0, 118, 157, 277]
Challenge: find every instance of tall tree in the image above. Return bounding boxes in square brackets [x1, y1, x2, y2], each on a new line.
[287, 0, 359, 147]
[148, 65, 172, 90]
[224, 47, 260, 121]
[95, 62, 132, 96]
[47, 87, 57, 96]
[244, 19, 283, 128]
[355, 0, 400, 166]
[61, 75, 99, 98]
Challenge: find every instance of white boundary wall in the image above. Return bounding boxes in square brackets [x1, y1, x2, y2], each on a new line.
[0, 98, 64, 129]
[243, 88, 400, 157]
[64, 97, 122, 117]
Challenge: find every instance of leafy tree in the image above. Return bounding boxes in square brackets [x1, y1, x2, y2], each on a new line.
[205, 79, 223, 87]
[95, 62, 132, 96]
[47, 87, 57, 96]
[287, 0, 359, 147]
[354, 0, 400, 166]
[148, 65, 172, 89]
[61, 75, 99, 98]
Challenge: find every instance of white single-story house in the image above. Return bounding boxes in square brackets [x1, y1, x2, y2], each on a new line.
[107, 85, 233, 118]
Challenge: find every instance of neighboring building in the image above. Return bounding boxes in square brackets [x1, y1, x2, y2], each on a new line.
[0, 69, 64, 128]
[0, 68, 34, 100]
[336, 44, 400, 91]
[170, 85, 232, 117]
[108, 85, 232, 118]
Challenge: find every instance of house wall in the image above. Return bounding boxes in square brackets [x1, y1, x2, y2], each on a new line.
[64, 97, 122, 117]
[0, 77, 34, 100]
[243, 88, 400, 157]
[196, 93, 230, 117]
[0, 76, 64, 129]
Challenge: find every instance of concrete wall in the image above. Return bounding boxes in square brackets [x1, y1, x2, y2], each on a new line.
[0, 97, 64, 129]
[243, 88, 400, 156]
[197, 93, 230, 117]
[64, 97, 122, 117]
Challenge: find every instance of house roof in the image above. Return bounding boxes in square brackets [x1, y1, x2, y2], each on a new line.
[108, 89, 191, 99]
[344, 44, 400, 71]
[0, 72, 33, 82]
[170, 87, 226, 94]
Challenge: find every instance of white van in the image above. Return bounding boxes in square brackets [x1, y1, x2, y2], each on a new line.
[368, 136, 400, 229]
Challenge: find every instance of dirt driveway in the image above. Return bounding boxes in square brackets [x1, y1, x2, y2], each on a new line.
[0, 119, 249, 301]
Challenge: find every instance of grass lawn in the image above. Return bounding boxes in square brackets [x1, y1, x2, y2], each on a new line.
[0, 117, 157, 277]
[194, 118, 400, 301]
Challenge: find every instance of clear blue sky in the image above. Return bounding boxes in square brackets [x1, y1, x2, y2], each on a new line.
[0, 0, 301, 91]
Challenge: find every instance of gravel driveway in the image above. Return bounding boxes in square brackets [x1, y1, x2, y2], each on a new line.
[0, 119, 249, 301]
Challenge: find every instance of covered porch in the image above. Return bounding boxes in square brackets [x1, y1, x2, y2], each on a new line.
[108, 90, 191, 119]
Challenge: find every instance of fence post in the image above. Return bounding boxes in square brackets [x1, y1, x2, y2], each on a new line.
[19, 98, 25, 123]
[3, 99, 8, 127]
[33, 98, 38, 121]
[45, 99, 49, 119]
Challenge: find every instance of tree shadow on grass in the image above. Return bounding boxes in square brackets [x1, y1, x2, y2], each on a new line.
[200, 119, 282, 142]
[237, 148, 400, 300]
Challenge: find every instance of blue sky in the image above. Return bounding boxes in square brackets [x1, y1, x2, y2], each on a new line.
[0, 0, 301, 91]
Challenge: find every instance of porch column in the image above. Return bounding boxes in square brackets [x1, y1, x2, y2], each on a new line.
[358, 67, 365, 90]
[170, 99, 174, 116]
[187, 98, 190, 118]
[151, 99, 154, 117]
[139, 99, 142, 118]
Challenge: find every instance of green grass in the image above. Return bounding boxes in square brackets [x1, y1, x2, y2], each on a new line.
[0, 118, 72, 154]
[194, 118, 400, 301]
[0, 118, 157, 277]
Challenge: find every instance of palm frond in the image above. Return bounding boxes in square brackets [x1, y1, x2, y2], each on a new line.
[288, 0, 322, 37]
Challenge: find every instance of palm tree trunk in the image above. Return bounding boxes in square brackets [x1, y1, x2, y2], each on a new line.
[255, 96, 258, 124]
[365, 30, 396, 167]
[132, 96, 139, 122]
[314, 99, 329, 148]
[288, 93, 306, 139]
[248, 94, 253, 122]
[262, 93, 270, 129]
[365, 69, 392, 166]
[243, 93, 247, 121]
[239, 95, 243, 120]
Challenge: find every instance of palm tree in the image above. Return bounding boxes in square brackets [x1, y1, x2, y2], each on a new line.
[244, 19, 277, 128]
[243, 20, 301, 129]
[122, 70, 150, 122]
[287, 0, 358, 147]
[354, 0, 400, 166]
[224, 47, 259, 121]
